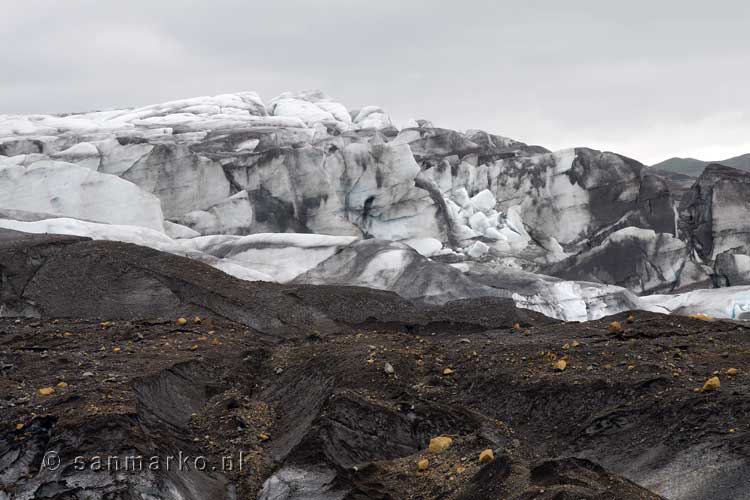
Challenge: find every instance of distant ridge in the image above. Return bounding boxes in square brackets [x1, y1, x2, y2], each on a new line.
[651, 153, 750, 177]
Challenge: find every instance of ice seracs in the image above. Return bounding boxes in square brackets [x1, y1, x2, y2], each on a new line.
[51, 142, 100, 170]
[352, 106, 394, 131]
[679, 164, 750, 261]
[268, 92, 341, 126]
[548, 228, 700, 294]
[470, 189, 497, 213]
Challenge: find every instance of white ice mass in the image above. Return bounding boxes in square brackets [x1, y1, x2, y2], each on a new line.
[1, 90, 749, 321]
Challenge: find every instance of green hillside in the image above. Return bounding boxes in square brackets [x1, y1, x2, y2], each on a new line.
[651, 153, 750, 177]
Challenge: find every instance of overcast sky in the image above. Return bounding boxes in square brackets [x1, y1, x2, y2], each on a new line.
[2, 0, 749, 164]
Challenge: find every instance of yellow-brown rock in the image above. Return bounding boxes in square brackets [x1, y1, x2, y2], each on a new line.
[479, 449, 495, 463]
[701, 376, 721, 392]
[429, 436, 453, 453]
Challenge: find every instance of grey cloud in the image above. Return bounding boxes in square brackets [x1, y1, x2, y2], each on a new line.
[1, 0, 748, 164]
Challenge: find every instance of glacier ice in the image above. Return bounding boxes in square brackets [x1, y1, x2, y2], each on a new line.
[1, 90, 748, 322]
[0, 161, 164, 231]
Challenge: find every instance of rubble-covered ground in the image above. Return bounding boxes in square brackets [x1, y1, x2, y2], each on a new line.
[2, 308, 748, 499]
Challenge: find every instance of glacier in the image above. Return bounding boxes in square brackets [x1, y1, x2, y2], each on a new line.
[1, 90, 749, 322]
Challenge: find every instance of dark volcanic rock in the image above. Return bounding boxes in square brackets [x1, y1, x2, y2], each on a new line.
[456, 455, 660, 500]
[9, 311, 745, 499]
[0, 229, 546, 335]
[0, 229, 325, 335]
[1, 365, 234, 499]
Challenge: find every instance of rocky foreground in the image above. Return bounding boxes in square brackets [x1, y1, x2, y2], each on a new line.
[1, 232, 750, 499]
